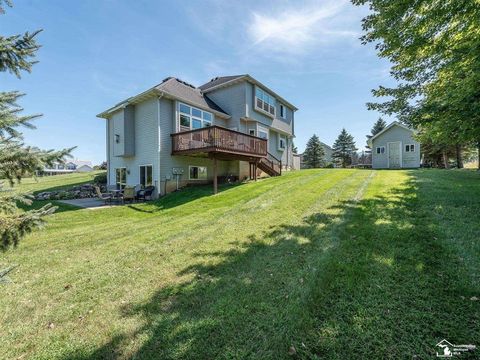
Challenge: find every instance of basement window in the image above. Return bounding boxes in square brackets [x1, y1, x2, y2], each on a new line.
[189, 166, 207, 180]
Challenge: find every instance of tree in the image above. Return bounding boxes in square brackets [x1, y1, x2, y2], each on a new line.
[0, 2, 72, 252]
[291, 141, 298, 155]
[303, 135, 325, 168]
[366, 118, 387, 148]
[94, 161, 107, 170]
[332, 128, 357, 168]
[351, 0, 480, 169]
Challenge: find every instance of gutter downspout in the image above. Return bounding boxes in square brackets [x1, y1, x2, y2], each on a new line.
[157, 92, 164, 197]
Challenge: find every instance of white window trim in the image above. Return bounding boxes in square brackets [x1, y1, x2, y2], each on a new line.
[278, 135, 286, 151]
[405, 144, 415, 152]
[280, 104, 286, 119]
[376, 146, 386, 154]
[188, 165, 208, 181]
[254, 86, 276, 118]
[115, 167, 127, 188]
[139, 164, 153, 187]
[178, 102, 213, 131]
[257, 125, 269, 140]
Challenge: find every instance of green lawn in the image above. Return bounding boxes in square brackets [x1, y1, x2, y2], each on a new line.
[1, 169, 479, 359]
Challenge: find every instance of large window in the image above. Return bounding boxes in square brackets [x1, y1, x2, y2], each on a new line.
[278, 135, 286, 151]
[178, 103, 212, 131]
[257, 126, 269, 140]
[255, 87, 276, 117]
[139, 165, 153, 187]
[115, 168, 127, 189]
[405, 144, 415, 152]
[189, 166, 207, 180]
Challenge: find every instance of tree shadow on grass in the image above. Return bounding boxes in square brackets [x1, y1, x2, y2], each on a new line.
[64, 171, 480, 359]
[127, 182, 244, 213]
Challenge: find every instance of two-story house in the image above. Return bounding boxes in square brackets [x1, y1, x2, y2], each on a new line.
[97, 75, 297, 196]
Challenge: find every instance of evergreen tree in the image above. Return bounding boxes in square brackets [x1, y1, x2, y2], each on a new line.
[332, 128, 357, 168]
[0, 2, 72, 251]
[303, 134, 325, 168]
[371, 118, 387, 136]
[366, 118, 387, 148]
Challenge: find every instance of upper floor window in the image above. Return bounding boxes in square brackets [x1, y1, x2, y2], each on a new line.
[376, 146, 385, 154]
[405, 144, 415, 152]
[278, 135, 286, 151]
[179, 103, 212, 131]
[255, 87, 276, 117]
[280, 104, 286, 119]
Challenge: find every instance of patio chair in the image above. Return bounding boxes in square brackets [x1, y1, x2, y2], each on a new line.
[136, 186, 155, 201]
[123, 186, 136, 203]
[94, 186, 112, 205]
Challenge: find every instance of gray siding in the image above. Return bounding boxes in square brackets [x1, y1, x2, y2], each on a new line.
[372, 125, 420, 169]
[205, 82, 246, 130]
[107, 97, 159, 189]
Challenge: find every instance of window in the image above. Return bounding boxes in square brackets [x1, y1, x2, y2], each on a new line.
[249, 129, 255, 136]
[278, 135, 286, 150]
[257, 126, 269, 140]
[280, 104, 286, 119]
[139, 165, 153, 187]
[405, 144, 415, 152]
[115, 168, 127, 189]
[115, 134, 120, 143]
[178, 103, 212, 131]
[57, 164, 65, 170]
[255, 87, 276, 116]
[376, 146, 385, 154]
[189, 166, 207, 180]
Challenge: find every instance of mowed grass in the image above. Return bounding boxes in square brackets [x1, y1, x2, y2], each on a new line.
[0, 169, 479, 359]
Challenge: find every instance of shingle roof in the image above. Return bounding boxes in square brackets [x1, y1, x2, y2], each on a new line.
[198, 75, 245, 91]
[157, 77, 228, 115]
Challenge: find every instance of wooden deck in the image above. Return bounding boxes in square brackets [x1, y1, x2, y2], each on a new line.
[171, 126, 267, 160]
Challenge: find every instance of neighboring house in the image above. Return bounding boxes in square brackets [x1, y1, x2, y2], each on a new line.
[97, 75, 298, 196]
[367, 121, 420, 169]
[42, 160, 93, 175]
[298, 141, 333, 168]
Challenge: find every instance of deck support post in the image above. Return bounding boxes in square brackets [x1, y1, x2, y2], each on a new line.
[254, 161, 257, 181]
[213, 156, 218, 194]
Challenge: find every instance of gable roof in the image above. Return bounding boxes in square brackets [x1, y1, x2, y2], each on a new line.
[97, 77, 229, 119]
[367, 121, 415, 147]
[199, 74, 298, 111]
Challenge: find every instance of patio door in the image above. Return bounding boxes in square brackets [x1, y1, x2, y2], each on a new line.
[388, 142, 401, 168]
[115, 168, 126, 189]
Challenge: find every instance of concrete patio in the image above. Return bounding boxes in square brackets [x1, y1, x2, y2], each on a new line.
[58, 198, 116, 209]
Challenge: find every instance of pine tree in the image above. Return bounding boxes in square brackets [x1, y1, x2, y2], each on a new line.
[303, 134, 325, 168]
[0, 2, 72, 252]
[371, 118, 386, 136]
[332, 128, 358, 168]
[366, 118, 387, 148]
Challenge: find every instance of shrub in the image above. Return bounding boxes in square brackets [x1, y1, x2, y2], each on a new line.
[94, 172, 107, 184]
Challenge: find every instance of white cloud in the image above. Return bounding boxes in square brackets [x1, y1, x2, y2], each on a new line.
[248, 0, 358, 54]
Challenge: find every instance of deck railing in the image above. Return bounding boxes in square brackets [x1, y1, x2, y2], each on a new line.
[171, 126, 268, 157]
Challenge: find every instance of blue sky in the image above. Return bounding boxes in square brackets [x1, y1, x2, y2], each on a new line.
[1, 0, 394, 164]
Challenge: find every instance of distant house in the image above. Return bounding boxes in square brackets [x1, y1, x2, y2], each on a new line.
[42, 160, 93, 175]
[367, 121, 420, 169]
[298, 141, 333, 168]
